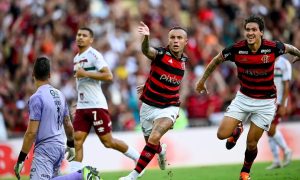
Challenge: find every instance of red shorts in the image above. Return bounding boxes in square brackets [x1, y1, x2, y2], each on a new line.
[73, 108, 112, 136]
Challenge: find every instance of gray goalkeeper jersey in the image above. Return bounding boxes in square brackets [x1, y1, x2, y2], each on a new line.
[28, 84, 69, 149]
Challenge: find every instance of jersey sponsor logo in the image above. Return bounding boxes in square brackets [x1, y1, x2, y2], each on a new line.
[160, 74, 181, 85]
[261, 55, 270, 63]
[244, 69, 267, 76]
[238, 51, 248, 54]
[97, 127, 104, 132]
[261, 49, 271, 54]
[93, 120, 103, 126]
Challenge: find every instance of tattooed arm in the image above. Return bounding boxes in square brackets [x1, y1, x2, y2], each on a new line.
[195, 53, 224, 93]
[138, 22, 157, 60]
[284, 43, 300, 63]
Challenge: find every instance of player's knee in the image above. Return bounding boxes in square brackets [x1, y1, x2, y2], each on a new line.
[246, 141, 257, 150]
[102, 139, 114, 148]
[148, 132, 161, 143]
[74, 140, 83, 150]
[217, 131, 226, 140]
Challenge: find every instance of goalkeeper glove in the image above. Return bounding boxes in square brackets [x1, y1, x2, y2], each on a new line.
[14, 151, 27, 180]
[65, 140, 75, 161]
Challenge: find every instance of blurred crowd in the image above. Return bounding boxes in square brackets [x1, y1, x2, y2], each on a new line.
[1, 0, 300, 139]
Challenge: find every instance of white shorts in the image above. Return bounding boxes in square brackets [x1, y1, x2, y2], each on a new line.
[140, 103, 179, 136]
[224, 91, 276, 131]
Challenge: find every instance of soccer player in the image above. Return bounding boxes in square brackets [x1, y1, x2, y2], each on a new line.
[70, 27, 140, 172]
[195, 15, 300, 180]
[266, 56, 292, 170]
[119, 22, 188, 180]
[14, 57, 102, 180]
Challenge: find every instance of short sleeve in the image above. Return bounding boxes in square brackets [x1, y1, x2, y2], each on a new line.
[93, 51, 109, 71]
[29, 95, 42, 121]
[275, 41, 285, 57]
[221, 45, 234, 62]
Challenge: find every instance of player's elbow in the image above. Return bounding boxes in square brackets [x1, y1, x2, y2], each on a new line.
[107, 73, 113, 81]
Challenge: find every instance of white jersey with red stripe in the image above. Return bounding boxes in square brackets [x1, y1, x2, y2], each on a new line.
[74, 46, 109, 109]
[274, 56, 292, 105]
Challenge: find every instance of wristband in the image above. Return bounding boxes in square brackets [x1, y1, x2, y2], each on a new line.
[17, 151, 27, 162]
[67, 140, 75, 148]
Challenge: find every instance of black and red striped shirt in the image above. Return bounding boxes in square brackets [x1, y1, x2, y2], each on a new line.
[221, 39, 285, 99]
[140, 47, 188, 108]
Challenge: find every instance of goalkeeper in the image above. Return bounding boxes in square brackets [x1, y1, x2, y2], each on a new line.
[14, 57, 102, 180]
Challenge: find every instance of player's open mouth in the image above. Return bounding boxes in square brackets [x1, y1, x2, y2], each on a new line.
[247, 36, 255, 40]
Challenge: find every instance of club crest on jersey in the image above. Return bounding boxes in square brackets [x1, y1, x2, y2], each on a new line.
[80, 93, 84, 100]
[261, 55, 270, 63]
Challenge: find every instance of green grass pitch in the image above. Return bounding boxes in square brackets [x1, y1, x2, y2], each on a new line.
[3, 160, 299, 180]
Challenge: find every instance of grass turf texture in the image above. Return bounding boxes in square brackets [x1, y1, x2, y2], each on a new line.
[3, 160, 299, 180]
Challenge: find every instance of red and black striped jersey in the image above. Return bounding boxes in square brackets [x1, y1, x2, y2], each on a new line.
[140, 47, 188, 108]
[221, 39, 285, 99]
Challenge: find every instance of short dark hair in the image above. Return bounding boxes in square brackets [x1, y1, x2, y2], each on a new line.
[78, 27, 94, 37]
[33, 57, 50, 81]
[169, 26, 187, 33]
[244, 15, 265, 32]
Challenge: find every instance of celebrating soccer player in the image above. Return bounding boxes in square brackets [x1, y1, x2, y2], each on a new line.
[195, 15, 300, 180]
[119, 22, 188, 180]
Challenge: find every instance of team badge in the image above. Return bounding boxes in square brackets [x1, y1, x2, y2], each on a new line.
[261, 55, 270, 63]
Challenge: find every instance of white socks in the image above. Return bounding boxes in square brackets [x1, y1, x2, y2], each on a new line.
[69, 161, 83, 173]
[124, 146, 140, 162]
[273, 130, 290, 153]
[268, 137, 280, 164]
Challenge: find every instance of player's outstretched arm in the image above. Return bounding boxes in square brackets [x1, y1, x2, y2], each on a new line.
[138, 21, 157, 60]
[284, 43, 300, 63]
[195, 53, 224, 94]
